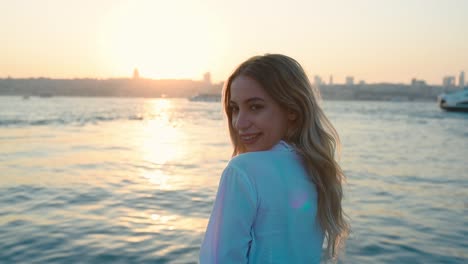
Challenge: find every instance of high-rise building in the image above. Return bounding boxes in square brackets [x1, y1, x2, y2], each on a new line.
[314, 75, 322, 87]
[345, 76, 354, 86]
[443, 76, 455, 87]
[459, 71, 465, 88]
[203, 72, 211, 85]
[133, 68, 140, 79]
[329, 75, 333, 85]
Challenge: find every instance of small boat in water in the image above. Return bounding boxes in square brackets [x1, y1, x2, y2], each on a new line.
[437, 89, 468, 112]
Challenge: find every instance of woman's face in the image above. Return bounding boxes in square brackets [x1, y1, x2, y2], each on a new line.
[229, 75, 290, 152]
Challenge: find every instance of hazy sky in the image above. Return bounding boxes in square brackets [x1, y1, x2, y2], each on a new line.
[1, 0, 467, 84]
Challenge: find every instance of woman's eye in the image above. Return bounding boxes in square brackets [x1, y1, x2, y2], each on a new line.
[230, 105, 239, 113]
[250, 104, 263, 111]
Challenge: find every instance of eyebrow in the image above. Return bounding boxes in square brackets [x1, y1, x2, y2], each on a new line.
[229, 97, 265, 105]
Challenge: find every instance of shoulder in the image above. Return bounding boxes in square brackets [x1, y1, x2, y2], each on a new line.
[221, 153, 260, 184]
[229, 141, 298, 166]
[227, 146, 300, 175]
[220, 152, 269, 185]
[228, 151, 268, 168]
[218, 155, 259, 202]
[227, 150, 281, 173]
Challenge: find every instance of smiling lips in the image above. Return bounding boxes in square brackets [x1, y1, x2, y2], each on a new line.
[239, 133, 262, 145]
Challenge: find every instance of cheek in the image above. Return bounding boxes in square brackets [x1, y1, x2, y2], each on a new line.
[231, 112, 243, 131]
[260, 111, 285, 131]
[273, 114, 290, 135]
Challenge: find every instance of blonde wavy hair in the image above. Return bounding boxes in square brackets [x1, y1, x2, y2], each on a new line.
[222, 54, 349, 260]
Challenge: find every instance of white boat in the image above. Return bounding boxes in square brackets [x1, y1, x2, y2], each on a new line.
[437, 89, 468, 112]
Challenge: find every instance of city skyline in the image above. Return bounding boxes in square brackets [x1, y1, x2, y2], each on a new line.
[3, 68, 465, 88]
[1, 0, 467, 85]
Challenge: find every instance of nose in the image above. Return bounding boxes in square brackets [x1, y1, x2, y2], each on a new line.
[233, 110, 251, 132]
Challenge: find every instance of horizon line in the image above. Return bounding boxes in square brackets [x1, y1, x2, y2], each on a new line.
[1, 76, 462, 87]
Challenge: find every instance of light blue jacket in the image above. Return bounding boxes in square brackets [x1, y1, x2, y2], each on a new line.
[199, 141, 324, 263]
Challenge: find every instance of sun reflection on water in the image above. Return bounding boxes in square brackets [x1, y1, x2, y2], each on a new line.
[141, 170, 171, 189]
[129, 99, 210, 233]
[136, 99, 187, 190]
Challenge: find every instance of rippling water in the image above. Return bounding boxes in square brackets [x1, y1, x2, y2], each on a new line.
[0, 96, 466, 263]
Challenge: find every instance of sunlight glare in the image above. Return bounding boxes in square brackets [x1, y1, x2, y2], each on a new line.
[98, 0, 225, 79]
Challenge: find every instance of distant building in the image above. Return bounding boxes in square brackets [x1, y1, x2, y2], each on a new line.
[443, 76, 456, 87]
[358, 80, 366, 86]
[314, 75, 322, 87]
[459, 71, 465, 88]
[411, 78, 427, 88]
[133, 68, 140, 79]
[203, 72, 211, 85]
[329, 75, 333, 85]
[345, 76, 354, 86]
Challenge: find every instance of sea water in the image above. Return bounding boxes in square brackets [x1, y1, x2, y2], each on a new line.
[0, 96, 466, 263]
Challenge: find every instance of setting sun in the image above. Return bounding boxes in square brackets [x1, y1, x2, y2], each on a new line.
[98, 0, 227, 80]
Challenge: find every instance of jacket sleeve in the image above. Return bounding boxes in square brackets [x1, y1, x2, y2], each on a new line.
[199, 164, 257, 264]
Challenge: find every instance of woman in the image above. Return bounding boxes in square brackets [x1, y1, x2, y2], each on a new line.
[199, 54, 349, 263]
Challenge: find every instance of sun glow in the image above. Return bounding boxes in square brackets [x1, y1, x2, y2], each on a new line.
[98, 0, 226, 80]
